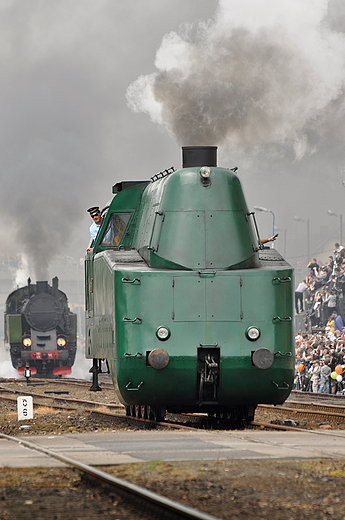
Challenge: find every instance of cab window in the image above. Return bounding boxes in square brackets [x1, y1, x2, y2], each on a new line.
[100, 213, 131, 247]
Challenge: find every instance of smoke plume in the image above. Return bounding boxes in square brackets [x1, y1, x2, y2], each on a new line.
[127, 0, 345, 160]
[0, 1, 218, 283]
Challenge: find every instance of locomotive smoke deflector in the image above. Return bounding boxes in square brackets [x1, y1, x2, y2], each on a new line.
[182, 146, 217, 168]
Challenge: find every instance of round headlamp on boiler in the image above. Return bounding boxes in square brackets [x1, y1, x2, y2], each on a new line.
[245, 326, 261, 341]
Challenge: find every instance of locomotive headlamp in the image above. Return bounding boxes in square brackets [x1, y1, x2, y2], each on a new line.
[22, 337, 32, 348]
[199, 166, 211, 179]
[245, 326, 261, 341]
[156, 326, 171, 341]
[57, 336, 67, 347]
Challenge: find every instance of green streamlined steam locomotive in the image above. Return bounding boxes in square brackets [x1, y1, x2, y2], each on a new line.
[85, 146, 294, 425]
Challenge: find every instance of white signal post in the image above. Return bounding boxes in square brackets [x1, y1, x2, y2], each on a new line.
[17, 396, 33, 421]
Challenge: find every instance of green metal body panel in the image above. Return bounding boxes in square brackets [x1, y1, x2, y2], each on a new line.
[70, 314, 78, 344]
[86, 249, 294, 412]
[132, 168, 259, 270]
[85, 163, 294, 414]
[5, 315, 22, 344]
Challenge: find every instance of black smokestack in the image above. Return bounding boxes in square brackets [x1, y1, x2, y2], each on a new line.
[182, 146, 217, 168]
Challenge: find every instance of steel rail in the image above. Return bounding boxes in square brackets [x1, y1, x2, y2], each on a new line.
[0, 377, 115, 390]
[258, 403, 345, 423]
[250, 420, 305, 432]
[250, 420, 345, 440]
[284, 400, 345, 414]
[0, 432, 220, 520]
[0, 392, 197, 431]
[291, 390, 345, 400]
[0, 384, 124, 410]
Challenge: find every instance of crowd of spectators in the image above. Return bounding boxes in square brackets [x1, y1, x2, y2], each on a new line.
[294, 243, 345, 393]
[295, 329, 345, 393]
[295, 243, 345, 327]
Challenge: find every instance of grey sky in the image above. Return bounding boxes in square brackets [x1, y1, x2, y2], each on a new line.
[1, 0, 345, 282]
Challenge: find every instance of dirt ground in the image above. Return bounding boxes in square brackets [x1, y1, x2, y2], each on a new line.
[1, 379, 345, 519]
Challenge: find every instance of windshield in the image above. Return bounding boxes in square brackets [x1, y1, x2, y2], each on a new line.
[100, 213, 131, 247]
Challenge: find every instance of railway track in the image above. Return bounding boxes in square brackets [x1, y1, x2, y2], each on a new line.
[3, 378, 345, 430]
[290, 389, 345, 404]
[0, 386, 305, 431]
[0, 383, 124, 412]
[0, 383, 199, 431]
[0, 431, 219, 520]
[258, 399, 345, 425]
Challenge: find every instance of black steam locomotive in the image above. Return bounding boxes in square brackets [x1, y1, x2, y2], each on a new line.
[4, 277, 77, 377]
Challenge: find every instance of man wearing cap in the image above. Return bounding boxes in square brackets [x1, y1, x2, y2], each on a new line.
[87, 207, 103, 239]
[86, 207, 103, 253]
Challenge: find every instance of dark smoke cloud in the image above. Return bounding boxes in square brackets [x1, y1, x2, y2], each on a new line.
[0, 0, 217, 284]
[127, 0, 345, 161]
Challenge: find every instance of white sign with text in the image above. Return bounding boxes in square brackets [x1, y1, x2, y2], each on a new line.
[17, 396, 33, 421]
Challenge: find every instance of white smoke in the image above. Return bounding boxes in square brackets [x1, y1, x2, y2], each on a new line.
[14, 254, 30, 288]
[69, 341, 92, 380]
[0, 338, 18, 378]
[126, 0, 345, 159]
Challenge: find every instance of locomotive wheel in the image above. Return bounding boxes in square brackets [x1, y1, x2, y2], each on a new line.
[152, 406, 166, 422]
[147, 406, 155, 421]
[142, 405, 166, 422]
[157, 406, 166, 422]
[140, 405, 147, 419]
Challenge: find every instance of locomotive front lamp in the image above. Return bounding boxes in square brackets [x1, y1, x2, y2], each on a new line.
[57, 336, 67, 347]
[156, 326, 171, 341]
[245, 326, 261, 341]
[22, 337, 32, 347]
[199, 166, 211, 179]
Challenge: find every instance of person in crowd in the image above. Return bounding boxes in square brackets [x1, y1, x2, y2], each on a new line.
[309, 291, 323, 327]
[323, 288, 337, 322]
[295, 280, 307, 313]
[309, 361, 321, 393]
[328, 255, 334, 271]
[307, 258, 319, 274]
[318, 361, 331, 394]
[334, 244, 345, 267]
[316, 266, 328, 285]
[332, 311, 344, 332]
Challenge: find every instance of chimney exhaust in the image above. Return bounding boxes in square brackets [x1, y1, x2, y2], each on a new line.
[182, 146, 217, 168]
